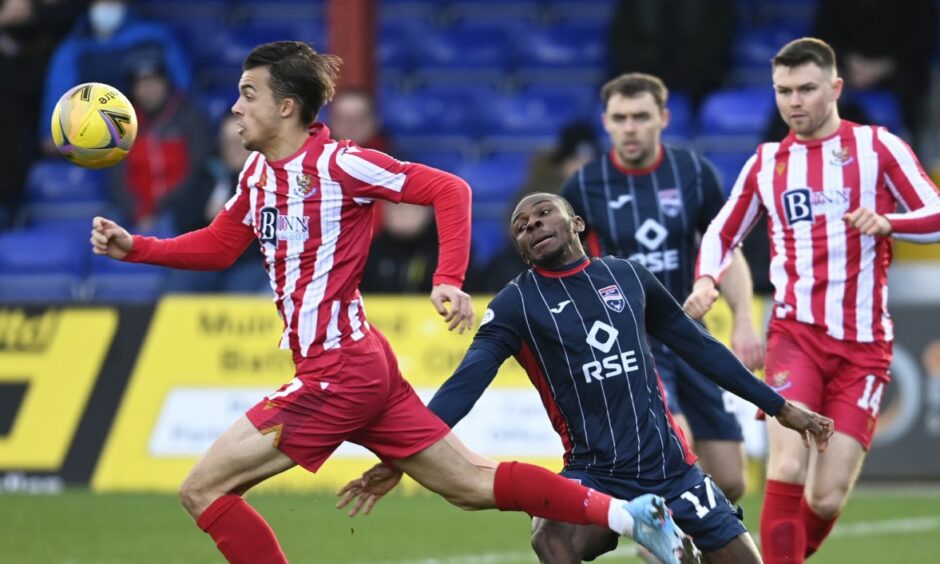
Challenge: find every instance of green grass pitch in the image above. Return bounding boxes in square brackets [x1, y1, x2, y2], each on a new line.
[2, 485, 938, 562]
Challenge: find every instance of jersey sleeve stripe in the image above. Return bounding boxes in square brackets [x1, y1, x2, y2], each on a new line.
[335, 149, 407, 192]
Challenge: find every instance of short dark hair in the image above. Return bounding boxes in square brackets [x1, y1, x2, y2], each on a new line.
[600, 73, 668, 112]
[772, 37, 837, 72]
[511, 192, 577, 223]
[244, 41, 342, 125]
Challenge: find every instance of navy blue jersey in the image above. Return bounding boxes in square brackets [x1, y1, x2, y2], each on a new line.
[429, 257, 784, 481]
[561, 147, 725, 299]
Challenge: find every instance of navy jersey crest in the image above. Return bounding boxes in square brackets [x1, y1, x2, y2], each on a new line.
[562, 146, 726, 298]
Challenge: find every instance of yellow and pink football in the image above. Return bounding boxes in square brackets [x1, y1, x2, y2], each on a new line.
[50, 82, 138, 169]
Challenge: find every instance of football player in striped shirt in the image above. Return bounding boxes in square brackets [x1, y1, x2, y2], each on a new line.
[341, 192, 834, 563]
[692, 37, 940, 563]
[91, 41, 699, 564]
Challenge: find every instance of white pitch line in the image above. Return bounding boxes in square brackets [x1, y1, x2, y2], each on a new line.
[831, 515, 940, 538]
[357, 516, 940, 564]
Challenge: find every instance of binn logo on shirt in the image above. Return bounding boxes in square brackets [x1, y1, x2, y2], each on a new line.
[781, 188, 814, 225]
[259, 206, 310, 244]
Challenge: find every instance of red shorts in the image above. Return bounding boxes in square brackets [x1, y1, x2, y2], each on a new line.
[763, 319, 892, 449]
[245, 328, 450, 472]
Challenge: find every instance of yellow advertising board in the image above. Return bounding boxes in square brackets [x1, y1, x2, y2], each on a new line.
[0, 308, 117, 470]
[92, 296, 553, 492]
[92, 295, 749, 492]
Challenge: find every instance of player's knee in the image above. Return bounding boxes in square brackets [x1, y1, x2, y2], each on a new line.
[805, 488, 846, 519]
[179, 475, 212, 518]
[717, 475, 746, 503]
[767, 455, 806, 483]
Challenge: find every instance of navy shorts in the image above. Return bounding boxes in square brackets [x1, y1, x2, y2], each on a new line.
[562, 465, 746, 553]
[652, 341, 743, 442]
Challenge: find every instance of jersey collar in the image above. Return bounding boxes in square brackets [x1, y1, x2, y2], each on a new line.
[608, 145, 665, 176]
[533, 256, 591, 278]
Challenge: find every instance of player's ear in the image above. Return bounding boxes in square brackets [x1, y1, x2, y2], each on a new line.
[573, 216, 585, 234]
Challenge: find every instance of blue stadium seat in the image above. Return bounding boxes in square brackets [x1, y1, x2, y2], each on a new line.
[239, 0, 325, 20]
[455, 155, 528, 204]
[26, 160, 107, 204]
[546, 0, 616, 22]
[664, 91, 694, 142]
[414, 25, 512, 80]
[0, 275, 80, 303]
[87, 274, 167, 303]
[381, 88, 479, 137]
[0, 230, 87, 276]
[514, 22, 607, 82]
[199, 87, 236, 127]
[471, 217, 511, 266]
[414, 150, 468, 174]
[850, 91, 904, 134]
[703, 151, 754, 194]
[378, 20, 427, 74]
[483, 87, 594, 138]
[89, 253, 165, 276]
[698, 88, 774, 152]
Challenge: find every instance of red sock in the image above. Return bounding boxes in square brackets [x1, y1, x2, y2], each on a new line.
[760, 479, 806, 564]
[196, 494, 287, 564]
[800, 498, 838, 558]
[493, 461, 613, 529]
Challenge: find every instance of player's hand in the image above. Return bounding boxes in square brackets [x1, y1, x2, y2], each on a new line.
[335, 463, 403, 517]
[90, 216, 133, 260]
[683, 277, 719, 319]
[774, 401, 834, 452]
[843, 207, 892, 236]
[430, 284, 474, 334]
[731, 320, 764, 370]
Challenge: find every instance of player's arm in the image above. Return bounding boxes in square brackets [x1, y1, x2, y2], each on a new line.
[845, 128, 940, 242]
[693, 152, 765, 315]
[634, 261, 832, 448]
[90, 173, 256, 270]
[333, 147, 474, 332]
[714, 249, 764, 370]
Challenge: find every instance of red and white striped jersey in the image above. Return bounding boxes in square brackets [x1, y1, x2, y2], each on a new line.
[697, 121, 940, 343]
[220, 124, 466, 357]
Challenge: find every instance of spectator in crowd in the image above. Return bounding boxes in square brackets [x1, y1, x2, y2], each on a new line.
[360, 202, 438, 293]
[165, 114, 270, 294]
[327, 88, 395, 232]
[608, 0, 735, 109]
[813, 0, 937, 142]
[109, 57, 210, 234]
[39, 0, 191, 153]
[0, 0, 86, 226]
[327, 88, 393, 153]
[468, 121, 603, 293]
[519, 120, 602, 198]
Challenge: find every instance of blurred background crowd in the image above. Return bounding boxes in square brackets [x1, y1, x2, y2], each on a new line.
[1, 0, 939, 302]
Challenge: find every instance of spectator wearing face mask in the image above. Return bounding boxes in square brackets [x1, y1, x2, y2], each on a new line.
[38, 0, 192, 153]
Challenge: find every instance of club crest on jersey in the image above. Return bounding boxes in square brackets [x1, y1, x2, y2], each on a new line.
[294, 173, 317, 197]
[598, 285, 625, 313]
[657, 188, 683, 218]
[830, 146, 854, 166]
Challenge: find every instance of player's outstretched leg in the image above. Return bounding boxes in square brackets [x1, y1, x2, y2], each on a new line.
[180, 415, 296, 564]
[627, 494, 700, 564]
[394, 433, 695, 564]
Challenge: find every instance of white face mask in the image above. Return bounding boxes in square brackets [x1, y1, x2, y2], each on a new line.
[89, 2, 127, 37]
